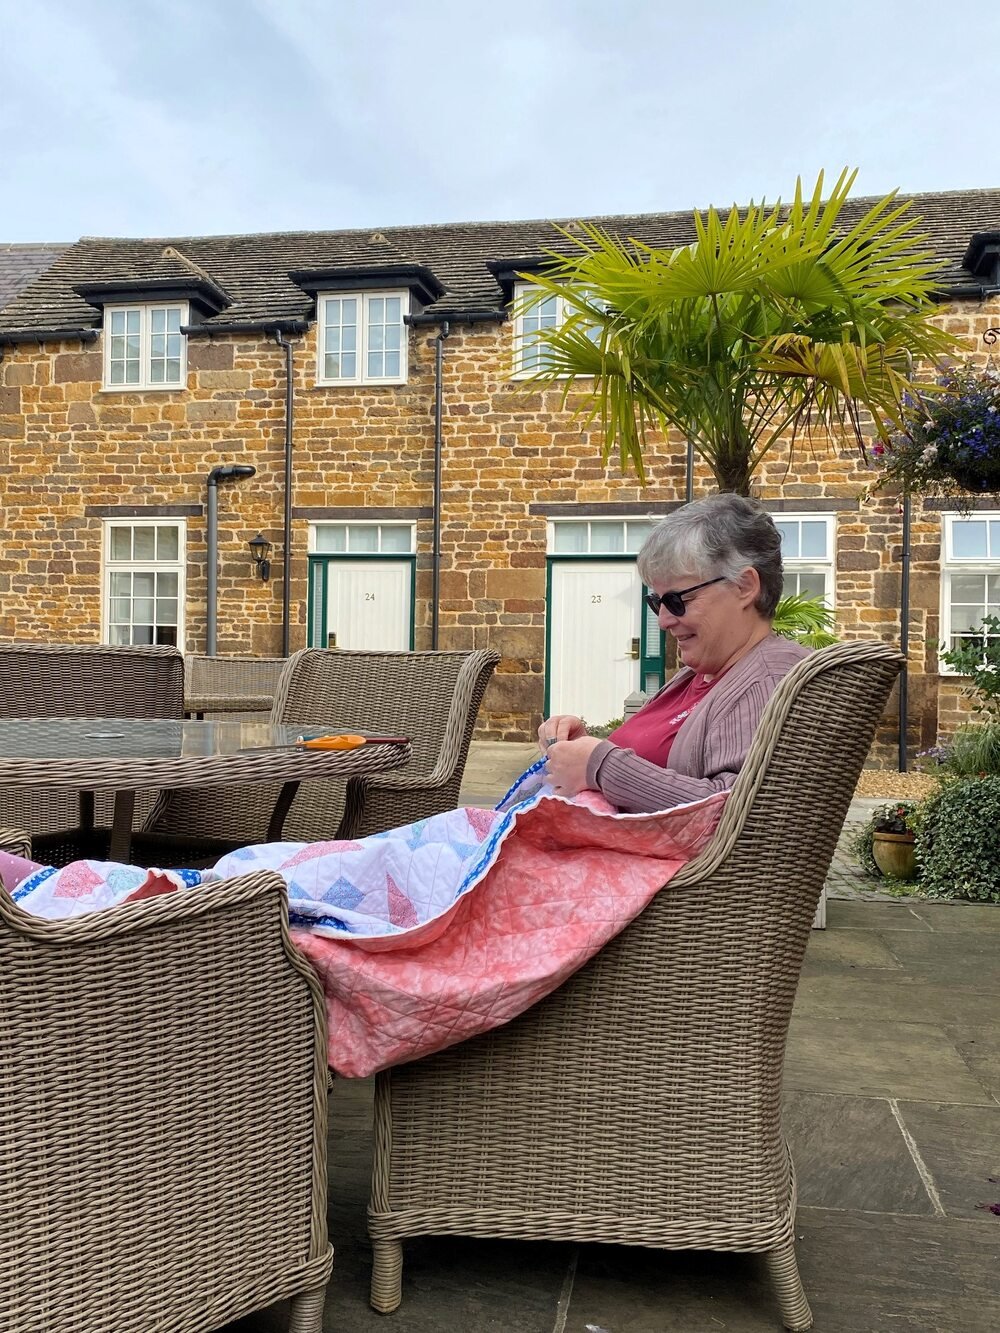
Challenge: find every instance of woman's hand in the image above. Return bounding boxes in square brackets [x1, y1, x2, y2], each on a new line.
[537, 714, 587, 752]
[544, 735, 605, 798]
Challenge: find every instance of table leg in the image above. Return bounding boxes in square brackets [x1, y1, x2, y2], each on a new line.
[79, 791, 95, 829]
[109, 791, 136, 863]
[267, 782, 301, 840]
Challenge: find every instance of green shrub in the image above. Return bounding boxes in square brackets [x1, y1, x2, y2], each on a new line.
[940, 721, 1000, 778]
[916, 777, 1000, 903]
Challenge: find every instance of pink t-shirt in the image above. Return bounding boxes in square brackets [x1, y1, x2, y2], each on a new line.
[608, 672, 719, 768]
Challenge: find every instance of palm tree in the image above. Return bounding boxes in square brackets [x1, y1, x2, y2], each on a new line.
[519, 169, 960, 495]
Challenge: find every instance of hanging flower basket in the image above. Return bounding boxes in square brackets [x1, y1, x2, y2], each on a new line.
[869, 365, 1000, 507]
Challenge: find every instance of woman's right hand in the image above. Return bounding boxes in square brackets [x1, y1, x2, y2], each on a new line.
[537, 714, 587, 752]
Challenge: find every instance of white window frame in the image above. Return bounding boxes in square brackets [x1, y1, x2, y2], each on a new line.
[773, 512, 836, 606]
[546, 517, 658, 556]
[513, 281, 605, 379]
[308, 521, 416, 555]
[939, 511, 1000, 673]
[102, 302, 188, 391]
[315, 289, 410, 386]
[101, 519, 186, 650]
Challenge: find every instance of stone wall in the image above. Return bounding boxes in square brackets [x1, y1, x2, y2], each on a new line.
[1, 293, 999, 754]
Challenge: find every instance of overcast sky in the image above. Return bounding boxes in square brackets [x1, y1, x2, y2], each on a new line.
[3, 0, 998, 243]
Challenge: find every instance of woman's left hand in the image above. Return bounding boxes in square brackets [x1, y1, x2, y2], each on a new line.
[544, 735, 604, 797]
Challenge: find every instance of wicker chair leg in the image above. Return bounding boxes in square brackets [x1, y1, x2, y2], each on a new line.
[288, 1283, 328, 1332]
[765, 1242, 813, 1331]
[369, 1239, 404, 1313]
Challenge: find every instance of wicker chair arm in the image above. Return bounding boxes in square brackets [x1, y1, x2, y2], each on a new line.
[0, 867, 293, 946]
[0, 827, 32, 858]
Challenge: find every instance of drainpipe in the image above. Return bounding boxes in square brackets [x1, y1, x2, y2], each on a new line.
[206, 463, 256, 655]
[899, 488, 911, 772]
[272, 328, 296, 657]
[431, 321, 450, 648]
[403, 310, 506, 648]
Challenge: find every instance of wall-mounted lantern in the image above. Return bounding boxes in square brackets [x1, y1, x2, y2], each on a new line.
[248, 533, 272, 582]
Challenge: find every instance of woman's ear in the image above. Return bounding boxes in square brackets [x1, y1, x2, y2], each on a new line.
[735, 566, 761, 609]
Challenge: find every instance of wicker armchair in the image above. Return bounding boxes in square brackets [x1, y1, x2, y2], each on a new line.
[366, 641, 903, 1332]
[0, 830, 333, 1333]
[0, 643, 185, 863]
[140, 647, 500, 859]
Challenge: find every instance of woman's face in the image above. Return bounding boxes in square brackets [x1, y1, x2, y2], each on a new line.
[650, 568, 762, 675]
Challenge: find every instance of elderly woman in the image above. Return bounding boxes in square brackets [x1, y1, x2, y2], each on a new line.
[540, 493, 810, 812]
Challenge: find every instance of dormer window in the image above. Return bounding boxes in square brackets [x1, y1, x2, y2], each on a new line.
[512, 280, 604, 378]
[317, 290, 409, 385]
[104, 302, 187, 390]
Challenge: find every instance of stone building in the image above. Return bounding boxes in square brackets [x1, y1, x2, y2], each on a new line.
[0, 192, 998, 755]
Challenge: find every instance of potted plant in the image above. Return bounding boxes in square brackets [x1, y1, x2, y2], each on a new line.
[867, 801, 920, 880]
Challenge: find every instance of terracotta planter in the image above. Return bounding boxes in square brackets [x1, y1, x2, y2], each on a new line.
[872, 829, 917, 880]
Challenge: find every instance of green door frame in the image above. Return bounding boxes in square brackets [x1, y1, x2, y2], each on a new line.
[307, 553, 417, 650]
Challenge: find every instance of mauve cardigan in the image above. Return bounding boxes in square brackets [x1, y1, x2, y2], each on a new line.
[584, 633, 811, 813]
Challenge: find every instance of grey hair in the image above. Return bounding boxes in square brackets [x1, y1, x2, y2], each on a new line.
[637, 494, 784, 618]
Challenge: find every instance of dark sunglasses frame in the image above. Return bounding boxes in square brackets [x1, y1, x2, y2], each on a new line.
[643, 576, 726, 618]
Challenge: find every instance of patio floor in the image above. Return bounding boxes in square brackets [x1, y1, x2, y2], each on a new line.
[227, 745, 1000, 1333]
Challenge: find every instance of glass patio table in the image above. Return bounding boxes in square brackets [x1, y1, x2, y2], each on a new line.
[0, 718, 411, 862]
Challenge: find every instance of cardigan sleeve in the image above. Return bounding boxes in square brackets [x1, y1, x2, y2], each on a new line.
[583, 678, 777, 813]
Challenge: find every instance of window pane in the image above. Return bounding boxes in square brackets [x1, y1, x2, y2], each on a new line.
[125, 360, 140, 384]
[379, 525, 412, 552]
[951, 574, 987, 603]
[155, 528, 179, 562]
[151, 308, 166, 334]
[314, 526, 347, 553]
[340, 351, 356, 378]
[165, 308, 181, 332]
[109, 625, 130, 645]
[155, 625, 178, 647]
[952, 520, 988, 558]
[383, 350, 400, 378]
[385, 297, 401, 323]
[156, 569, 179, 596]
[800, 521, 827, 558]
[110, 597, 131, 623]
[990, 521, 1000, 555]
[132, 624, 154, 645]
[774, 521, 800, 557]
[133, 597, 155, 622]
[626, 521, 655, 551]
[590, 523, 625, 553]
[798, 573, 827, 601]
[347, 525, 378, 552]
[110, 529, 132, 561]
[156, 598, 178, 624]
[368, 350, 382, 378]
[133, 528, 156, 560]
[133, 571, 156, 597]
[149, 361, 165, 384]
[951, 603, 987, 634]
[553, 524, 587, 553]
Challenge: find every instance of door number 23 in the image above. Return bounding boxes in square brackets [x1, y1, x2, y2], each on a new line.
[591, 594, 602, 603]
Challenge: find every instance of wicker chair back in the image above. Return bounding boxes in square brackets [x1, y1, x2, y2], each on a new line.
[144, 647, 500, 851]
[0, 643, 185, 856]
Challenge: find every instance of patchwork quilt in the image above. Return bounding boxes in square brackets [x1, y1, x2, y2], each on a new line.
[12, 761, 727, 1077]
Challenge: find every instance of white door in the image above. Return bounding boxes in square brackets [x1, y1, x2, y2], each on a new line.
[322, 560, 411, 650]
[549, 562, 641, 726]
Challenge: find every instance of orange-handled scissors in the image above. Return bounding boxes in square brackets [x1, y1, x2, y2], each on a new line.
[295, 733, 367, 750]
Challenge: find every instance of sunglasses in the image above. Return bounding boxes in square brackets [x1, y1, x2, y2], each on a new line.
[643, 577, 726, 617]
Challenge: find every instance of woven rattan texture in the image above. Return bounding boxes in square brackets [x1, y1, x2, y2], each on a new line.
[0, 868, 333, 1332]
[148, 648, 500, 848]
[0, 644, 185, 855]
[184, 654, 286, 716]
[366, 641, 903, 1330]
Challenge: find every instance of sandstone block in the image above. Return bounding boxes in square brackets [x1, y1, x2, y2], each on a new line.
[485, 568, 545, 599]
[186, 400, 238, 422]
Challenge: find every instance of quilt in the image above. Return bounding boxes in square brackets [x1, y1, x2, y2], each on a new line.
[11, 762, 727, 1077]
